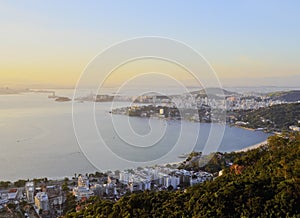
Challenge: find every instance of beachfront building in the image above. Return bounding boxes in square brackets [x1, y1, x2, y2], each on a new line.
[164, 176, 180, 189]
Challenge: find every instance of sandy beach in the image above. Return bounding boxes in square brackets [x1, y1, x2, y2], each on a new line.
[235, 139, 268, 153]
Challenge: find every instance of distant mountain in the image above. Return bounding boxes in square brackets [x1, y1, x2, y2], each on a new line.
[268, 90, 300, 102]
[0, 87, 29, 95]
[190, 88, 239, 97]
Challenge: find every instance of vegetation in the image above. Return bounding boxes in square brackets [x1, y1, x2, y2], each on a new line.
[236, 103, 300, 131]
[0, 181, 11, 189]
[65, 133, 300, 217]
[13, 179, 27, 187]
[268, 90, 300, 102]
[64, 192, 77, 215]
[178, 151, 243, 175]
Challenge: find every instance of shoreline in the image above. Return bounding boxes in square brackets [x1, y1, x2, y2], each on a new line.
[235, 125, 255, 131]
[1, 141, 269, 183]
[235, 139, 268, 153]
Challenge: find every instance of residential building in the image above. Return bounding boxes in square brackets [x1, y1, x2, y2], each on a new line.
[25, 182, 35, 203]
[35, 192, 49, 211]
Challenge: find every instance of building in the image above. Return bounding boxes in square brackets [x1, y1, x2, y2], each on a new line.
[7, 189, 18, 200]
[78, 175, 89, 188]
[164, 176, 180, 189]
[73, 175, 94, 200]
[119, 171, 132, 184]
[144, 179, 151, 190]
[90, 184, 104, 196]
[35, 192, 49, 211]
[73, 186, 94, 200]
[25, 182, 35, 203]
[289, 125, 300, 131]
[159, 108, 164, 115]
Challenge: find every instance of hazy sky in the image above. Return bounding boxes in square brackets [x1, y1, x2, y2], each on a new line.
[0, 1, 299, 88]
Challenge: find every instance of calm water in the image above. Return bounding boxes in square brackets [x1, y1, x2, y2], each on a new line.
[0, 90, 270, 181]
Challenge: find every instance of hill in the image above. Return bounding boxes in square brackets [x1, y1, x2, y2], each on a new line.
[190, 87, 238, 96]
[64, 133, 300, 217]
[237, 103, 300, 131]
[0, 88, 28, 95]
[268, 90, 300, 102]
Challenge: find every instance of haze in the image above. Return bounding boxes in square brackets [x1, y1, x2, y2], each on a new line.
[0, 1, 299, 88]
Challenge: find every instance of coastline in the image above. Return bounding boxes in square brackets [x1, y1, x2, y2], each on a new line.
[1, 140, 270, 183]
[235, 139, 268, 153]
[236, 125, 255, 131]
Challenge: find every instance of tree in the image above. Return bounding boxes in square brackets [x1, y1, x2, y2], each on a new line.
[65, 133, 300, 217]
[64, 192, 77, 215]
[14, 179, 27, 187]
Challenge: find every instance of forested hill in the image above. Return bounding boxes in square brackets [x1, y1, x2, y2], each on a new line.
[268, 90, 300, 102]
[65, 133, 300, 218]
[237, 103, 300, 130]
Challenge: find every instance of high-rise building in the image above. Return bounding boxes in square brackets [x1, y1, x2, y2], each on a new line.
[25, 182, 35, 203]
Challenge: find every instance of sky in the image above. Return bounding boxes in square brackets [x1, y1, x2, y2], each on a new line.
[0, 0, 299, 88]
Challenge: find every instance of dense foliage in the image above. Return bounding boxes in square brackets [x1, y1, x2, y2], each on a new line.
[65, 133, 300, 217]
[268, 90, 300, 102]
[178, 151, 243, 175]
[237, 103, 300, 130]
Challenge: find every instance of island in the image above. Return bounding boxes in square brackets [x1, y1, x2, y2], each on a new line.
[55, 97, 71, 102]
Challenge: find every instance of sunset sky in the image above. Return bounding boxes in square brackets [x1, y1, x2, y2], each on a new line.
[0, 1, 299, 88]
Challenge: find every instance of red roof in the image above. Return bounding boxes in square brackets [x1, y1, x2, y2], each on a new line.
[8, 189, 17, 193]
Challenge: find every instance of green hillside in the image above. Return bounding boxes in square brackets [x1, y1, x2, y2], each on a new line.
[237, 103, 300, 131]
[268, 90, 300, 102]
[64, 133, 300, 218]
[190, 88, 238, 96]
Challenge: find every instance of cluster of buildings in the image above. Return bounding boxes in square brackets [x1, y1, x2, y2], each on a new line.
[0, 188, 20, 211]
[118, 166, 213, 191]
[111, 91, 296, 125]
[155, 94, 287, 111]
[224, 96, 286, 111]
[25, 181, 62, 217]
[69, 165, 213, 202]
[0, 165, 214, 216]
[76, 88, 300, 115]
[0, 182, 53, 216]
[72, 175, 94, 200]
[72, 175, 120, 201]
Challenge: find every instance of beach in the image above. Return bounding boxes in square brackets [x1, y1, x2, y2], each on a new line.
[235, 139, 268, 153]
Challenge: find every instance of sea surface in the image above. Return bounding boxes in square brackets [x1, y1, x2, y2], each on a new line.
[0, 90, 271, 181]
